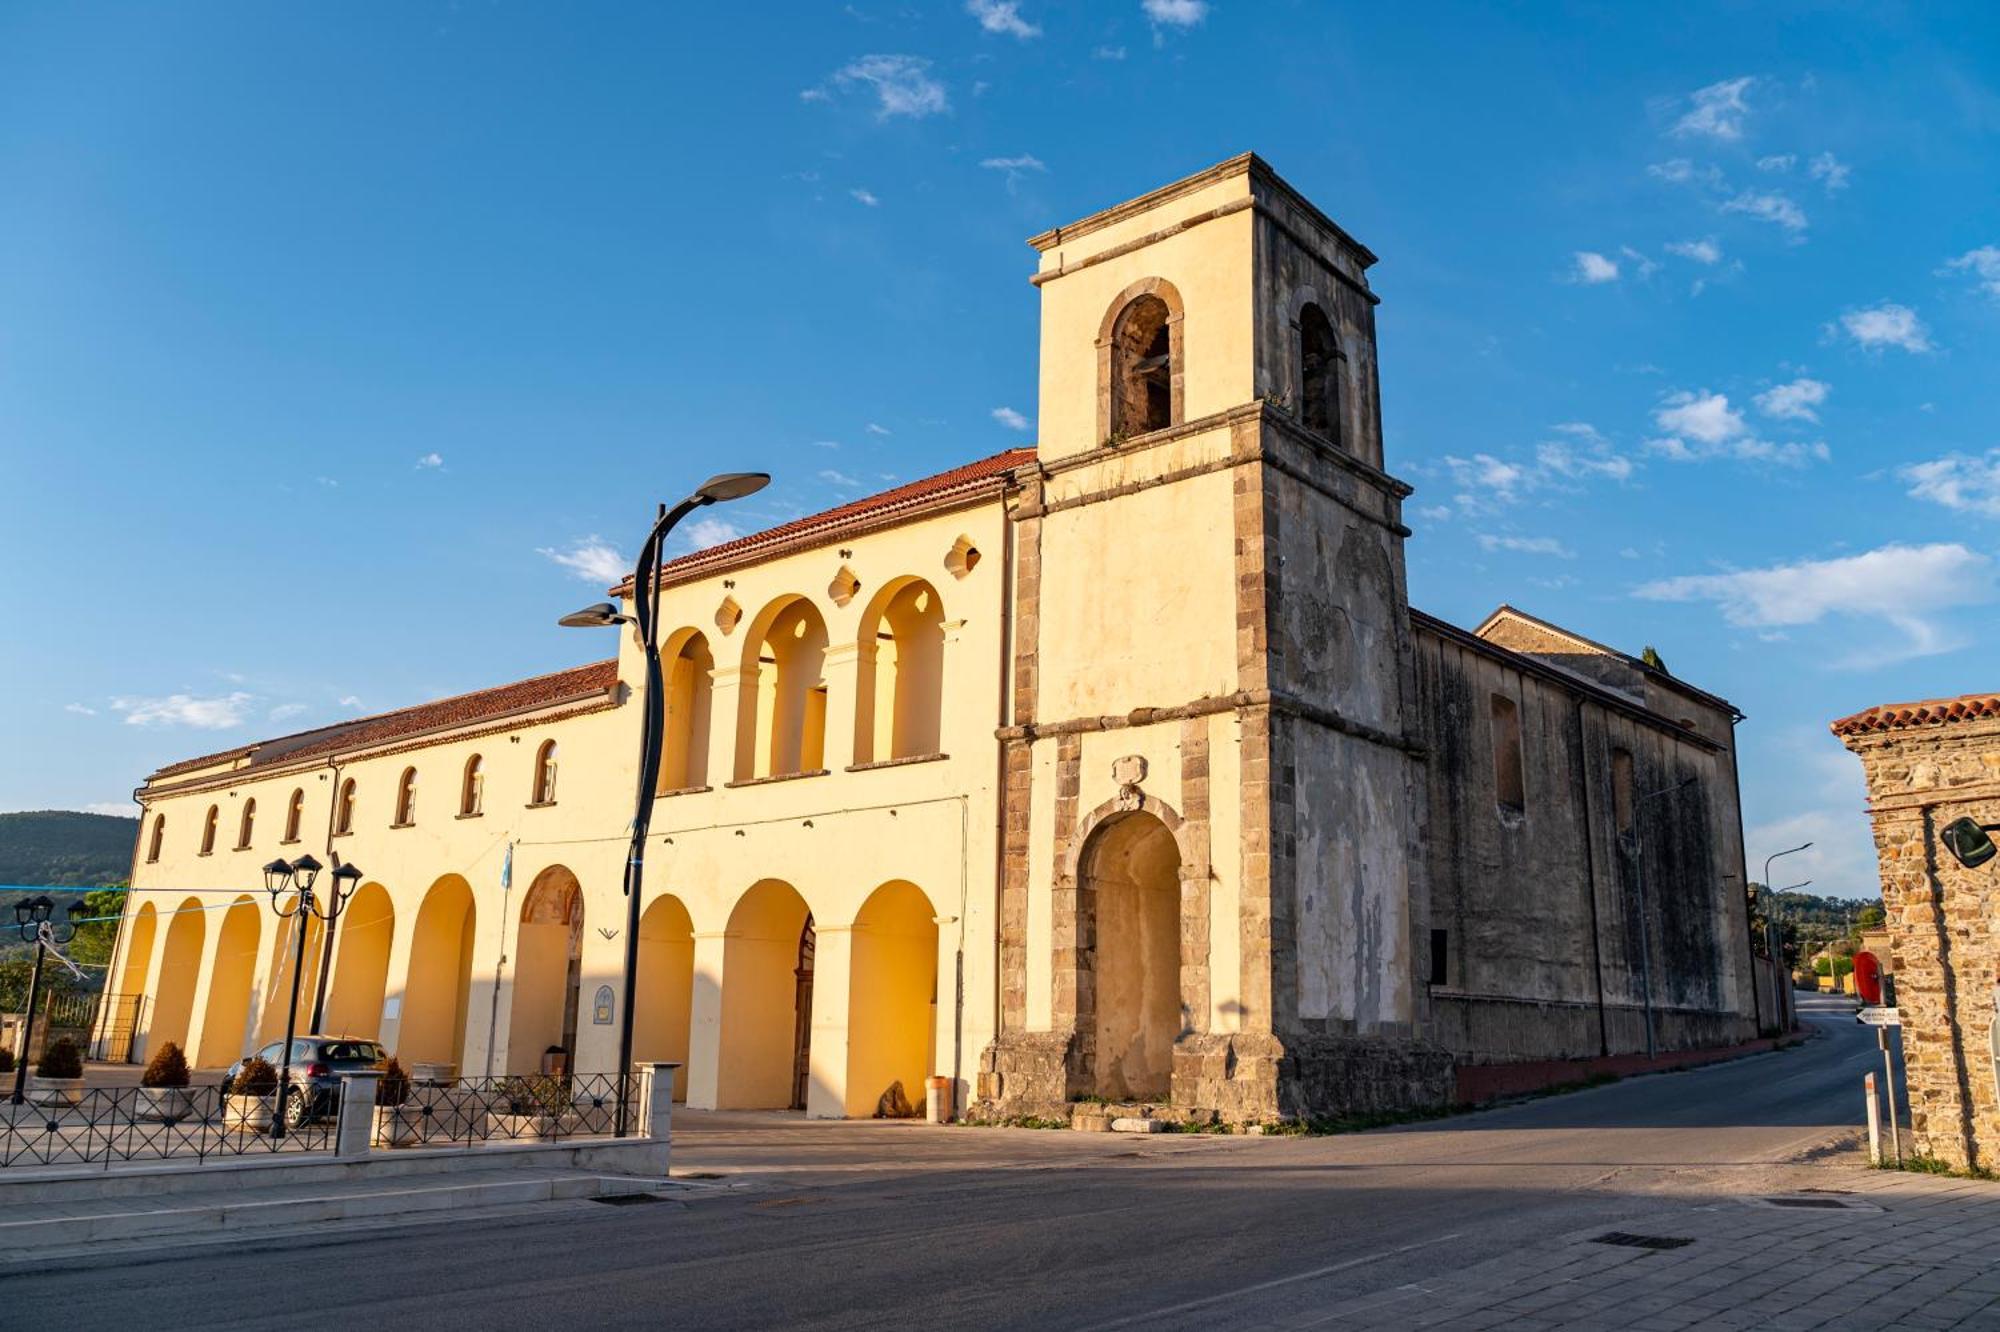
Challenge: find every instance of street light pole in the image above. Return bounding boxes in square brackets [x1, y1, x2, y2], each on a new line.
[8, 896, 85, 1105]
[261, 855, 362, 1140]
[559, 471, 769, 1137]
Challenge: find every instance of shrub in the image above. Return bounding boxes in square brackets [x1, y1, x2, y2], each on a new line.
[232, 1056, 278, 1097]
[0, 1048, 13, 1074]
[376, 1057, 410, 1107]
[142, 1041, 191, 1088]
[36, 1037, 83, 1080]
[496, 1074, 571, 1117]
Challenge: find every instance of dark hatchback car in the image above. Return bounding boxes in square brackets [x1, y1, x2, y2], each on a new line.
[222, 1036, 388, 1127]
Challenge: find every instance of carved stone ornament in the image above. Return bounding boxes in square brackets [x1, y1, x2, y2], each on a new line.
[1112, 754, 1148, 809]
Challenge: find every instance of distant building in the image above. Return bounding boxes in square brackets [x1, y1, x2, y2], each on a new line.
[1835, 694, 2000, 1168]
[113, 155, 1761, 1124]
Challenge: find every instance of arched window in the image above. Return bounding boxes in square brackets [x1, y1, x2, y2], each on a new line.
[146, 815, 165, 863]
[1110, 293, 1176, 438]
[1298, 302, 1342, 445]
[334, 778, 357, 835]
[199, 805, 219, 855]
[532, 740, 559, 805]
[236, 798, 256, 850]
[660, 632, 714, 793]
[460, 755, 484, 816]
[283, 788, 305, 843]
[394, 767, 418, 827]
[855, 579, 946, 764]
[737, 598, 829, 781]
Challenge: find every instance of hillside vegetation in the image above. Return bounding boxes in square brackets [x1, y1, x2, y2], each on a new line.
[0, 810, 139, 888]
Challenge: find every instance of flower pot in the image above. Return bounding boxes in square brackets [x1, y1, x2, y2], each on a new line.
[410, 1062, 457, 1086]
[26, 1075, 83, 1108]
[224, 1093, 274, 1132]
[138, 1086, 195, 1123]
[373, 1103, 428, 1147]
[484, 1110, 577, 1141]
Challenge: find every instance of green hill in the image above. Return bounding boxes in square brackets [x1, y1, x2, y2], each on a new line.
[0, 810, 140, 888]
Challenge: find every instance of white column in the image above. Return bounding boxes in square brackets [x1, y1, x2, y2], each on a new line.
[806, 924, 854, 1119]
[684, 931, 729, 1109]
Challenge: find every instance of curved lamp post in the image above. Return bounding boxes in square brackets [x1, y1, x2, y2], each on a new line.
[9, 896, 86, 1105]
[261, 854, 363, 1138]
[560, 471, 768, 1135]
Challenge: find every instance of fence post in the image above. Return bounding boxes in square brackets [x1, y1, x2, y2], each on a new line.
[1864, 1071, 1882, 1166]
[635, 1062, 680, 1143]
[336, 1072, 380, 1159]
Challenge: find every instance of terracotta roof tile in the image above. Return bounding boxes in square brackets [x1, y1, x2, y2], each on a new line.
[618, 447, 1036, 593]
[1830, 692, 2000, 738]
[150, 660, 619, 781]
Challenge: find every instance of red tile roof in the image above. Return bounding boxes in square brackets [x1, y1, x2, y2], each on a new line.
[1830, 693, 2000, 738]
[149, 660, 619, 781]
[617, 447, 1037, 593]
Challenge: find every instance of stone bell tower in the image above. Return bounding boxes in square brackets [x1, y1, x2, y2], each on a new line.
[981, 154, 1451, 1124]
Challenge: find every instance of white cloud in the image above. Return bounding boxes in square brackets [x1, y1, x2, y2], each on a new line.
[1571, 251, 1620, 284]
[1901, 451, 2000, 518]
[1093, 44, 1127, 60]
[536, 536, 630, 585]
[1720, 190, 1807, 232]
[1756, 153, 1797, 173]
[991, 406, 1031, 431]
[1535, 438, 1634, 482]
[849, 187, 881, 207]
[1655, 390, 1746, 445]
[980, 154, 1046, 173]
[268, 702, 309, 722]
[314, 475, 338, 488]
[1673, 76, 1755, 141]
[811, 439, 841, 450]
[1666, 237, 1722, 265]
[415, 452, 444, 470]
[1635, 542, 1995, 667]
[865, 422, 892, 436]
[1417, 505, 1452, 522]
[1476, 534, 1575, 558]
[1441, 453, 1528, 508]
[1754, 377, 1830, 423]
[681, 517, 742, 551]
[1143, 0, 1208, 27]
[1944, 245, 2000, 299]
[1808, 151, 1851, 193]
[82, 801, 138, 817]
[1837, 303, 1932, 353]
[63, 703, 96, 716]
[111, 691, 256, 730]
[819, 469, 862, 487]
[1649, 389, 1828, 466]
[338, 695, 364, 710]
[967, 0, 1040, 38]
[825, 54, 948, 120]
[1648, 159, 1725, 190]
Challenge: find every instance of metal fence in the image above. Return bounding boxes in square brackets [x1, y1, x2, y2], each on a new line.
[0, 1084, 338, 1169]
[369, 1073, 631, 1150]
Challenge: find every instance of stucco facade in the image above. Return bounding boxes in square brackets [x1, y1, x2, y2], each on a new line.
[113, 154, 1760, 1124]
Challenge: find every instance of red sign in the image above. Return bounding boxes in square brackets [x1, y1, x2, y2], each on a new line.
[1855, 950, 1883, 1006]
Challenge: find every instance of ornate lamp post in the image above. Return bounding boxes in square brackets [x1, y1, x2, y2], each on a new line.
[9, 896, 87, 1105]
[560, 471, 769, 1135]
[260, 855, 363, 1138]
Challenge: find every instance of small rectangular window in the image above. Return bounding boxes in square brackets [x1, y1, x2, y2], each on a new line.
[1611, 748, 1634, 837]
[1490, 693, 1525, 813]
[1429, 929, 1449, 987]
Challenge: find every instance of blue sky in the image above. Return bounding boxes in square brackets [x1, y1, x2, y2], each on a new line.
[3, 2, 1997, 898]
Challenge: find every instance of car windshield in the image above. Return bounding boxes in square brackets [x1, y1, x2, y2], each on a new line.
[320, 1042, 385, 1062]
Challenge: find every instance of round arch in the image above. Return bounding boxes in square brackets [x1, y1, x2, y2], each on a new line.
[401, 875, 476, 1068]
[196, 897, 260, 1068]
[1075, 810, 1184, 1100]
[659, 627, 716, 792]
[844, 880, 939, 1117]
[735, 596, 830, 781]
[508, 865, 584, 1075]
[324, 882, 395, 1040]
[148, 897, 207, 1059]
[853, 577, 946, 765]
[1095, 275, 1186, 443]
[716, 879, 813, 1109]
[258, 909, 325, 1044]
[116, 901, 158, 1000]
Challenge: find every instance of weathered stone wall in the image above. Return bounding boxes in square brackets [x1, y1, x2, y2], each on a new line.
[1839, 719, 2000, 1170]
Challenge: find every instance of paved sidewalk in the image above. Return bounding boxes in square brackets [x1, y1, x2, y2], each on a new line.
[1303, 1161, 2000, 1331]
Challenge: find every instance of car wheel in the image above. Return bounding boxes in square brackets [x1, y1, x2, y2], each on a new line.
[283, 1087, 311, 1130]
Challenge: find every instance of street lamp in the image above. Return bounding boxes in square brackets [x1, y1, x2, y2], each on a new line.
[9, 896, 86, 1105]
[261, 854, 363, 1138]
[559, 471, 769, 1134]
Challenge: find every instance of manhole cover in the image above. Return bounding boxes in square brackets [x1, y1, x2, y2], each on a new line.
[1764, 1197, 1851, 1209]
[1592, 1233, 1694, 1250]
[1743, 1195, 1882, 1213]
[591, 1193, 666, 1206]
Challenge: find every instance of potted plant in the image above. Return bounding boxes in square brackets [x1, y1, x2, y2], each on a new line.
[138, 1041, 194, 1122]
[28, 1037, 85, 1107]
[540, 1044, 568, 1077]
[485, 1073, 576, 1140]
[224, 1056, 278, 1131]
[372, 1057, 428, 1147]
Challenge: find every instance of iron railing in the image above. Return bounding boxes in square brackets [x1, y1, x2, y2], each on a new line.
[370, 1073, 631, 1149]
[0, 1083, 338, 1169]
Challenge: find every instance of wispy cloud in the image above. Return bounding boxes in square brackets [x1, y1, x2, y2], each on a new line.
[865, 422, 892, 436]
[338, 695, 364, 710]
[269, 702, 309, 722]
[415, 452, 444, 470]
[1902, 451, 2000, 518]
[1648, 159, 1725, 190]
[980, 153, 1047, 188]
[1835, 303, 1932, 353]
[681, 516, 742, 551]
[1756, 153, 1797, 173]
[1666, 237, 1722, 265]
[64, 702, 96, 716]
[1143, 0, 1208, 27]
[1754, 377, 1829, 423]
[1808, 151, 1851, 194]
[816, 55, 949, 120]
[111, 691, 256, 730]
[1635, 542, 1995, 667]
[1655, 390, 1746, 444]
[1672, 76, 1755, 141]
[1944, 246, 2000, 299]
[1092, 44, 1127, 60]
[1648, 389, 1829, 466]
[992, 406, 1031, 431]
[849, 187, 881, 206]
[1720, 190, 1807, 232]
[819, 469, 862, 488]
[1476, 534, 1575, 558]
[1570, 251, 1620, 284]
[536, 536, 630, 585]
[967, 0, 1040, 38]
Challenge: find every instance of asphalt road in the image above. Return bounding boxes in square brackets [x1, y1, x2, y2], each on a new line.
[3, 1001, 1894, 1330]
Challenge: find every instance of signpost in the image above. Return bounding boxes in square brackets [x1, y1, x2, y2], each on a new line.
[1857, 1007, 1901, 1027]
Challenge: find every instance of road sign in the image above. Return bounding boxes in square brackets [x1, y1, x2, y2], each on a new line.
[1857, 1007, 1901, 1027]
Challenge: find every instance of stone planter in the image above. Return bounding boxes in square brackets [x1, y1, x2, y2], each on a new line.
[484, 1110, 578, 1141]
[26, 1075, 83, 1108]
[224, 1093, 274, 1132]
[373, 1103, 429, 1147]
[138, 1086, 195, 1123]
[410, 1061, 456, 1086]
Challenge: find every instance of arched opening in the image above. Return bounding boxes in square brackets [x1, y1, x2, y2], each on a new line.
[633, 894, 695, 1100]
[324, 883, 394, 1040]
[283, 789, 305, 842]
[117, 902, 157, 998]
[199, 805, 219, 855]
[257, 910, 325, 1044]
[236, 799, 256, 850]
[148, 898, 206, 1058]
[660, 630, 714, 792]
[508, 866, 583, 1074]
[334, 779, 356, 835]
[196, 897, 260, 1067]
[1298, 302, 1342, 444]
[401, 875, 476, 1069]
[460, 755, 484, 816]
[1110, 293, 1175, 438]
[394, 767, 418, 826]
[845, 880, 939, 1117]
[531, 740, 559, 805]
[853, 579, 945, 765]
[716, 879, 812, 1108]
[1081, 812, 1183, 1100]
[146, 815, 164, 862]
[737, 598, 829, 781]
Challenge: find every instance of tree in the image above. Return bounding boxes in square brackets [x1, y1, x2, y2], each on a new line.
[1641, 645, 1668, 672]
[1856, 904, 1885, 930]
[67, 889, 126, 971]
